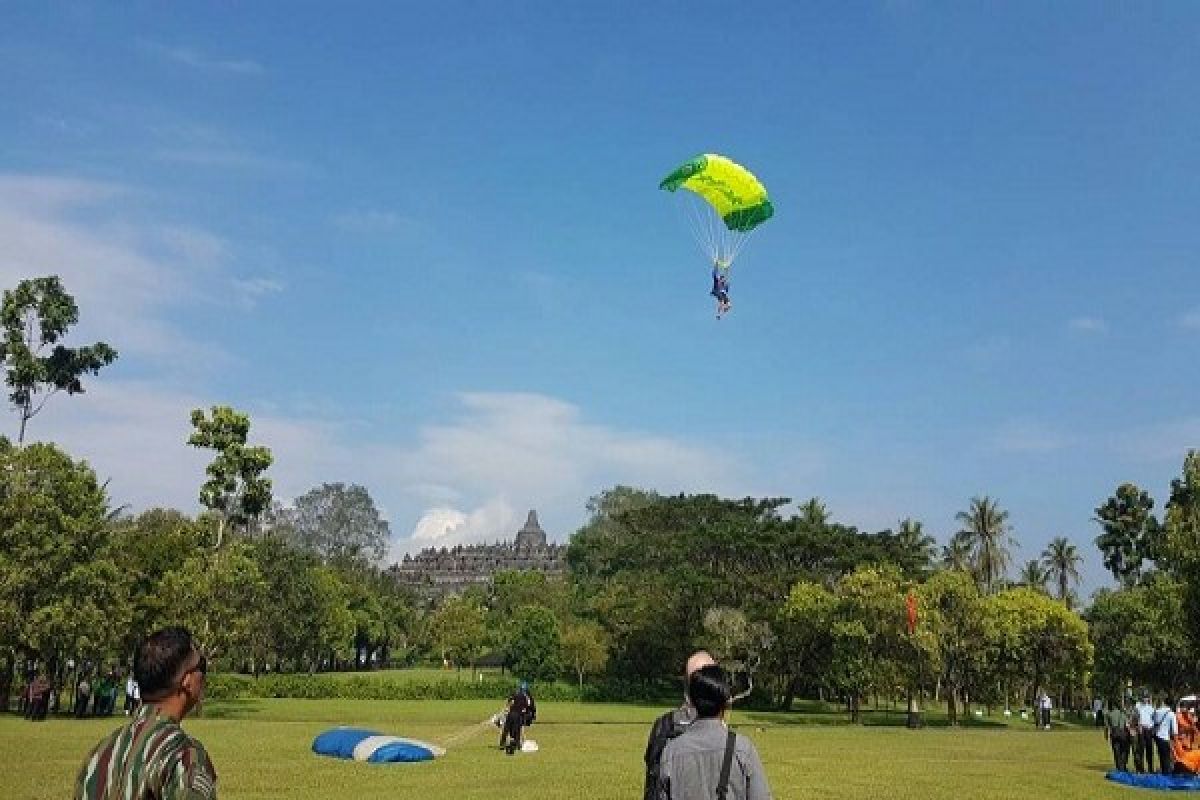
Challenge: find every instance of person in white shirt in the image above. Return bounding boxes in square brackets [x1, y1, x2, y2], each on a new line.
[1093, 696, 1105, 727]
[1038, 691, 1053, 730]
[1135, 692, 1156, 773]
[124, 675, 140, 715]
[1154, 698, 1179, 775]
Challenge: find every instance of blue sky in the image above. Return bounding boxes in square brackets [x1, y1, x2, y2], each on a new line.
[1, 2, 1197, 595]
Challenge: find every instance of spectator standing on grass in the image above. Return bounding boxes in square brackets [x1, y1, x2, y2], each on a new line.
[74, 627, 217, 800]
[1154, 697, 1179, 776]
[76, 674, 92, 718]
[125, 674, 139, 715]
[644, 651, 717, 800]
[656, 665, 772, 800]
[1104, 699, 1133, 772]
[1135, 691, 1156, 773]
[1037, 690, 1053, 730]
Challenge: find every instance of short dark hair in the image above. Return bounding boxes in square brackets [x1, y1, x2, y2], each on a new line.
[688, 664, 732, 719]
[135, 627, 196, 698]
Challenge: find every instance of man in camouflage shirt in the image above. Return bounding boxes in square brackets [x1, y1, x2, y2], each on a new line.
[75, 627, 217, 800]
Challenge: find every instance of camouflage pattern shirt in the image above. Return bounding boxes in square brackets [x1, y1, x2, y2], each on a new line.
[74, 705, 217, 800]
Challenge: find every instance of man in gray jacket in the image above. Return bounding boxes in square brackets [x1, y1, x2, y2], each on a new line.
[657, 664, 772, 800]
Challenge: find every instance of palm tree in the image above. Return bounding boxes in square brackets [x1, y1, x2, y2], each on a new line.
[896, 518, 937, 573]
[941, 530, 974, 573]
[799, 497, 830, 527]
[954, 496, 1015, 594]
[1042, 536, 1083, 608]
[1018, 559, 1047, 592]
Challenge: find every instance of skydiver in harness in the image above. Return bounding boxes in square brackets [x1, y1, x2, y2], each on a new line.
[710, 261, 731, 319]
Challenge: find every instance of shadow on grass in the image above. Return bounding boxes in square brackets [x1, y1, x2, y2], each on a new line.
[741, 710, 1011, 729]
[199, 699, 264, 719]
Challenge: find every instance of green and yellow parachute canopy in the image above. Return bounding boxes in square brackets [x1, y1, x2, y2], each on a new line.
[659, 154, 773, 269]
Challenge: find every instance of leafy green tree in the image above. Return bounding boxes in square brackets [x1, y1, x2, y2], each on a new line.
[490, 570, 571, 621]
[429, 595, 488, 675]
[1018, 559, 1048, 592]
[955, 496, 1015, 594]
[830, 567, 914, 722]
[891, 518, 938, 578]
[1088, 575, 1195, 697]
[941, 530, 974, 574]
[506, 605, 563, 683]
[0, 440, 129, 703]
[111, 509, 207, 657]
[188, 406, 273, 548]
[1165, 451, 1200, 654]
[0, 276, 117, 443]
[985, 588, 1092, 708]
[286, 482, 391, 567]
[559, 619, 609, 690]
[1041, 537, 1082, 607]
[920, 570, 985, 724]
[1094, 483, 1160, 587]
[158, 541, 265, 662]
[773, 581, 836, 709]
[700, 607, 774, 700]
[799, 497, 830, 526]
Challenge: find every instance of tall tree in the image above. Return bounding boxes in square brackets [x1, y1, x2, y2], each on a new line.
[187, 406, 273, 548]
[506, 605, 563, 683]
[892, 518, 938, 578]
[0, 276, 117, 443]
[428, 595, 488, 675]
[955, 496, 1015, 594]
[0, 440, 129, 705]
[1165, 451, 1200, 654]
[287, 482, 391, 566]
[1041, 537, 1082, 607]
[1094, 483, 1160, 587]
[941, 530, 974, 574]
[1018, 559, 1048, 593]
[799, 497, 830, 527]
[559, 619, 609, 690]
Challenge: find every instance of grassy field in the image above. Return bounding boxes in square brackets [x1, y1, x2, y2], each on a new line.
[0, 698, 1129, 799]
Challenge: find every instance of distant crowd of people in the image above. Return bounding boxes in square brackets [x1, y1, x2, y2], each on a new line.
[15, 668, 140, 721]
[1101, 691, 1200, 777]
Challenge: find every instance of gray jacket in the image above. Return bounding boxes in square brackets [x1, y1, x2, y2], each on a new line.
[657, 718, 772, 800]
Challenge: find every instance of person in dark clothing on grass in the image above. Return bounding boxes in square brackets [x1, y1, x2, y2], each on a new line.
[1104, 699, 1134, 772]
[500, 682, 536, 755]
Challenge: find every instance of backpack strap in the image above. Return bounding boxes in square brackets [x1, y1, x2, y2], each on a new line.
[716, 730, 737, 800]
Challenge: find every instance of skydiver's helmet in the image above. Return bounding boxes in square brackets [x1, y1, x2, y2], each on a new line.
[714, 258, 731, 271]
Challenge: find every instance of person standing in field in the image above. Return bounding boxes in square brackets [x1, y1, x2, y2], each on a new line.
[1103, 698, 1133, 772]
[656, 664, 772, 800]
[1135, 691, 1156, 773]
[644, 651, 717, 800]
[74, 627, 217, 800]
[1154, 697, 1179, 775]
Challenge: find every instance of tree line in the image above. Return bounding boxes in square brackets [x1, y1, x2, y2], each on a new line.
[2, 275, 1199, 719]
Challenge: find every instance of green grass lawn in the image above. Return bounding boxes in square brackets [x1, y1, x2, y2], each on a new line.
[0, 699, 1131, 799]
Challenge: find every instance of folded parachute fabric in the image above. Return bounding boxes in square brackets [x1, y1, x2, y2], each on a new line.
[313, 727, 445, 763]
[1106, 771, 1200, 791]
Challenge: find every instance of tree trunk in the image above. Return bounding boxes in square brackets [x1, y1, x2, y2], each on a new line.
[947, 688, 958, 726]
[781, 675, 799, 711]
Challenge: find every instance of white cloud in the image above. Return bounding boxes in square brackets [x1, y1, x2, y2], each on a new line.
[1178, 308, 1200, 331]
[0, 175, 229, 370]
[230, 277, 285, 309]
[140, 41, 264, 75]
[1068, 316, 1107, 334]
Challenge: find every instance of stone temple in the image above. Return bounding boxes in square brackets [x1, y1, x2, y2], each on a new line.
[388, 510, 567, 600]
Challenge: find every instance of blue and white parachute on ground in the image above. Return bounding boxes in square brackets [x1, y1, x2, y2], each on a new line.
[312, 727, 445, 764]
[1107, 771, 1200, 791]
